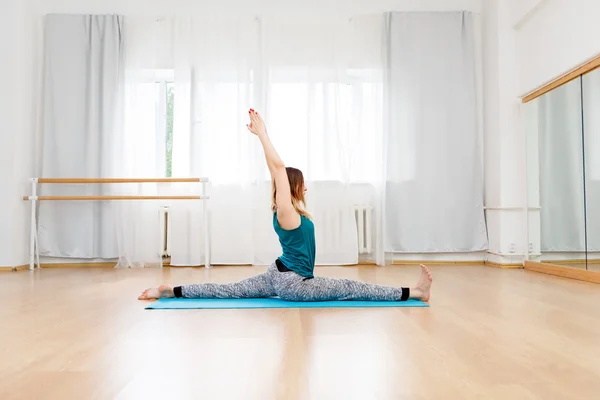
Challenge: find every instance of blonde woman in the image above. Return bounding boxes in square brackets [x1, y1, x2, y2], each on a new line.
[139, 109, 432, 302]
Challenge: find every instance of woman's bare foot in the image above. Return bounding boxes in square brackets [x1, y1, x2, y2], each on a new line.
[410, 264, 433, 302]
[138, 284, 175, 300]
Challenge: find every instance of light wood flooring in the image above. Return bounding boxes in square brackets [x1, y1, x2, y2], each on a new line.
[1, 265, 599, 400]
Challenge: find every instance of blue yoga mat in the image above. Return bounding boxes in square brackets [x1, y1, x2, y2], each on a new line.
[145, 297, 428, 309]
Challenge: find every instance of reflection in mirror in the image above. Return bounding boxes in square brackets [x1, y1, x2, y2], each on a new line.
[526, 77, 587, 269]
[583, 68, 600, 272]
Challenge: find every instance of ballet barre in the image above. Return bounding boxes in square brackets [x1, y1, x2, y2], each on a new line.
[23, 195, 206, 201]
[23, 177, 211, 271]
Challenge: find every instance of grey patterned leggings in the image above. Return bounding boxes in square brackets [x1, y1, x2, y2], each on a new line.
[175, 262, 409, 302]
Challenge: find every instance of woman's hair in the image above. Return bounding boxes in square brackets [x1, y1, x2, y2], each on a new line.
[272, 167, 310, 219]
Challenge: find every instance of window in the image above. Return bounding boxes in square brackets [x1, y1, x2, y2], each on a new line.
[165, 82, 174, 177]
[125, 68, 383, 183]
[123, 69, 174, 177]
[266, 68, 383, 183]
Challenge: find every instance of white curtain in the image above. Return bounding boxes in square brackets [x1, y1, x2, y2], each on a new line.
[38, 15, 165, 267]
[38, 15, 124, 259]
[383, 12, 487, 253]
[123, 16, 385, 266]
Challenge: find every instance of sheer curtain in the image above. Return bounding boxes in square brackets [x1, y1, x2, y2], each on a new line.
[122, 16, 385, 266]
[111, 69, 168, 268]
[116, 18, 204, 267]
[259, 16, 384, 265]
[168, 17, 260, 266]
[383, 11, 488, 253]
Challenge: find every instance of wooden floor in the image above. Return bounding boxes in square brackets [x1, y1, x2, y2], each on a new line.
[1, 265, 599, 400]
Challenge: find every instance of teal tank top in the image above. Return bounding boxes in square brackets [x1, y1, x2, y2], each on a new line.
[273, 212, 316, 278]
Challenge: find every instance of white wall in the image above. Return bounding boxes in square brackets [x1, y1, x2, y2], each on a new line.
[510, 0, 545, 27]
[513, 0, 600, 263]
[0, 1, 19, 267]
[30, 0, 481, 16]
[12, 2, 39, 268]
[482, 0, 527, 263]
[0, 0, 38, 267]
[515, 0, 600, 94]
[483, 0, 600, 264]
[482, 0, 501, 254]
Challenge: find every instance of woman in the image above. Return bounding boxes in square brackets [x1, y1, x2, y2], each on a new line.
[138, 109, 432, 302]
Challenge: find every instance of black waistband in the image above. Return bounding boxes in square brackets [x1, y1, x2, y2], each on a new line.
[275, 258, 292, 272]
[276, 258, 313, 281]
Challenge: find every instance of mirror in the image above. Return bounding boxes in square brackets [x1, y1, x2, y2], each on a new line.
[583, 68, 600, 272]
[526, 76, 587, 269]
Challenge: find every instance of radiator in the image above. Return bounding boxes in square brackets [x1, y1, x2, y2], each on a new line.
[354, 205, 373, 254]
[159, 206, 171, 257]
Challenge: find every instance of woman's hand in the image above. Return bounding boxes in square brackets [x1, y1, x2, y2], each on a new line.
[246, 109, 267, 137]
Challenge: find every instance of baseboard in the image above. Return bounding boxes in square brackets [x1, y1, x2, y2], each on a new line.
[0, 264, 29, 272]
[9, 261, 373, 269]
[358, 260, 377, 265]
[542, 259, 587, 265]
[40, 262, 117, 268]
[6, 259, 509, 269]
[524, 261, 600, 284]
[392, 260, 482, 265]
[484, 260, 523, 269]
[40, 261, 180, 268]
[35, 257, 174, 269]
